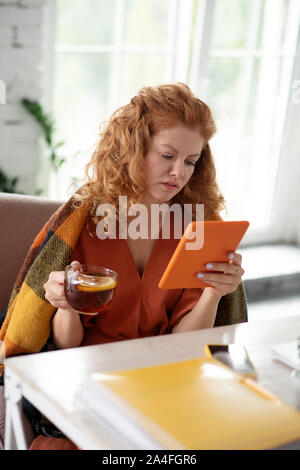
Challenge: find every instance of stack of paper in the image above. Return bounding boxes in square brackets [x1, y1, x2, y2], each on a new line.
[271, 340, 300, 370]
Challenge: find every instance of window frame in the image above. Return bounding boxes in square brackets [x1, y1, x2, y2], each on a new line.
[44, 0, 300, 246]
[189, 0, 300, 246]
[53, 0, 193, 112]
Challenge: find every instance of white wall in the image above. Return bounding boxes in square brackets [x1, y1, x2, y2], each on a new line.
[0, 0, 51, 196]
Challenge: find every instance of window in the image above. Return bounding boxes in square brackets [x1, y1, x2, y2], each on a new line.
[51, 0, 188, 197]
[50, 0, 300, 244]
[188, 0, 300, 243]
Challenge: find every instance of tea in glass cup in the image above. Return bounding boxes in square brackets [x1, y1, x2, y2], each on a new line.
[64, 264, 118, 315]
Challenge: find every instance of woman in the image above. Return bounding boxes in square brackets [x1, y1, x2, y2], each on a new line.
[0, 83, 246, 449]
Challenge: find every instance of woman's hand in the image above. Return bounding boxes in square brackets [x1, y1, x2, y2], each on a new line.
[197, 252, 245, 298]
[44, 260, 81, 310]
[45, 261, 84, 349]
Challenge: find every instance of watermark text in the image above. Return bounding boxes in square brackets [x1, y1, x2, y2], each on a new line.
[95, 196, 204, 250]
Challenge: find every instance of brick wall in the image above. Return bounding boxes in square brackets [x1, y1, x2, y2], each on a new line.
[0, 0, 49, 196]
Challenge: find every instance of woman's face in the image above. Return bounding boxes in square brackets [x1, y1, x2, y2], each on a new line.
[143, 125, 204, 205]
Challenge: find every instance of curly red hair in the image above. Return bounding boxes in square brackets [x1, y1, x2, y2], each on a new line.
[74, 82, 226, 222]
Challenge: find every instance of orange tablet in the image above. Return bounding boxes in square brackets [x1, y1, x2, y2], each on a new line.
[159, 220, 249, 289]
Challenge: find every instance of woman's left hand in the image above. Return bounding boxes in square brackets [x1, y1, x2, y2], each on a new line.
[197, 252, 245, 298]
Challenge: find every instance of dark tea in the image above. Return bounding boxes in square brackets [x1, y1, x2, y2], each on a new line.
[64, 265, 118, 315]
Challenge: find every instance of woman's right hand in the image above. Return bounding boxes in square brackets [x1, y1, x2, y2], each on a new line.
[44, 260, 81, 311]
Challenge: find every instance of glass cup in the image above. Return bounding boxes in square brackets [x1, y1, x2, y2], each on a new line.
[64, 264, 118, 315]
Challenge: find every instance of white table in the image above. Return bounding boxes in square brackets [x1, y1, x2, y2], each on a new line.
[4, 315, 300, 450]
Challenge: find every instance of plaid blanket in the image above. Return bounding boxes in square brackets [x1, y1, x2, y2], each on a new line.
[0, 195, 248, 377]
[0, 196, 88, 376]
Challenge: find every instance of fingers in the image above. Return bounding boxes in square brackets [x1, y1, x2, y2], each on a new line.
[198, 272, 237, 286]
[205, 262, 245, 277]
[44, 277, 70, 309]
[44, 281, 65, 301]
[199, 272, 242, 296]
[204, 279, 237, 297]
[44, 261, 82, 309]
[204, 279, 235, 290]
[228, 252, 242, 266]
[48, 271, 65, 283]
[45, 261, 82, 286]
[196, 252, 245, 296]
[70, 260, 82, 272]
[204, 252, 244, 276]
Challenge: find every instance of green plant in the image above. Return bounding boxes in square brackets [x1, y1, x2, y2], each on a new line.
[21, 98, 77, 172]
[0, 168, 42, 195]
[0, 168, 20, 193]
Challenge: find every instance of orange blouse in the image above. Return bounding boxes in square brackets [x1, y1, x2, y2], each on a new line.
[29, 220, 204, 451]
[71, 223, 203, 346]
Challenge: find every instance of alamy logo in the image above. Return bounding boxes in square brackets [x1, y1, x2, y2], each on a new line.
[95, 196, 205, 250]
[0, 80, 6, 104]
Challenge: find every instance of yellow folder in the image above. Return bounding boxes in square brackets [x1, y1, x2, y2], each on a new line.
[83, 357, 300, 450]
